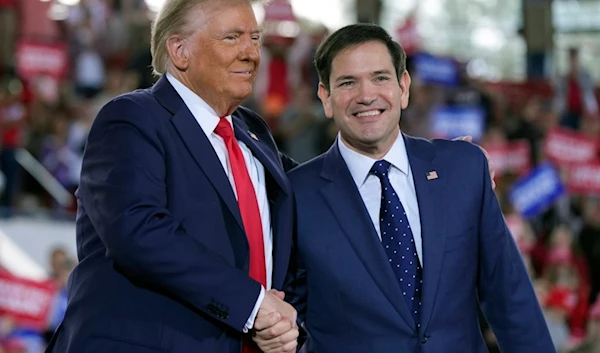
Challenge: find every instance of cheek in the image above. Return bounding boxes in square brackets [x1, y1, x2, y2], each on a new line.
[202, 48, 231, 69]
[385, 89, 403, 107]
[332, 95, 352, 115]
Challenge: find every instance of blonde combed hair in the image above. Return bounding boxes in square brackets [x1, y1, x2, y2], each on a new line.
[150, 0, 268, 76]
[150, 0, 205, 76]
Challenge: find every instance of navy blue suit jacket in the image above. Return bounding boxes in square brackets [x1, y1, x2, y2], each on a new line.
[285, 135, 555, 353]
[46, 76, 295, 353]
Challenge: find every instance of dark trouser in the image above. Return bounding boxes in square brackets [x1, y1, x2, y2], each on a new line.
[560, 111, 582, 130]
[0, 148, 20, 217]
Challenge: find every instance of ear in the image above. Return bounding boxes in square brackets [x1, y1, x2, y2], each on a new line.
[317, 82, 333, 119]
[166, 35, 189, 72]
[399, 70, 411, 109]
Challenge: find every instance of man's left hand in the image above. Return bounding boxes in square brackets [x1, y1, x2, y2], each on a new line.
[454, 136, 496, 190]
[252, 290, 299, 353]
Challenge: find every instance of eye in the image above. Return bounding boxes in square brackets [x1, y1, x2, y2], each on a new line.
[338, 81, 354, 87]
[374, 76, 390, 82]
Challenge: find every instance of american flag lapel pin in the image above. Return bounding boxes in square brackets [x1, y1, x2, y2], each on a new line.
[248, 131, 259, 141]
[426, 171, 438, 180]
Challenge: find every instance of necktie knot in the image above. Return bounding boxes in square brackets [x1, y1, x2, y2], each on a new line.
[214, 117, 234, 140]
[370, 160, 392, 180]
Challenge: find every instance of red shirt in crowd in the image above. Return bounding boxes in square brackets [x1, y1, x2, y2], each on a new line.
[567, 74, 583, 115]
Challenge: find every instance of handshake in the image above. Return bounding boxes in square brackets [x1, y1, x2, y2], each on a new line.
[251, 289, 299, 353]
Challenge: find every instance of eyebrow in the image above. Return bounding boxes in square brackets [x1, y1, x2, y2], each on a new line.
[372, 69, 394, 76]
[334, 69, 394, 83]
[223, 27, 263, 35]
[334, 75, 356, 83]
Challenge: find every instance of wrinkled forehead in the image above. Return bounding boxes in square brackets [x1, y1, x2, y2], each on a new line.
[186, 0, 260, 34]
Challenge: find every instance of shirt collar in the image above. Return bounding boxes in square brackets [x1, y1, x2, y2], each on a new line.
[337, 131, 409, 188]
[166, 72, 233, 136]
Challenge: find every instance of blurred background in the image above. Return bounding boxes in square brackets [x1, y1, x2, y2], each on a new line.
[0, 0, 598, 352]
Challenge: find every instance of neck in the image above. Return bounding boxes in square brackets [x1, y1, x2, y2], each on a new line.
[169, 71, 241, 117]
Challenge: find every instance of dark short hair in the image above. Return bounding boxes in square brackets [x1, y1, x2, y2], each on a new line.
[314, 23, 407, 91]
[568, 47, 579, 57]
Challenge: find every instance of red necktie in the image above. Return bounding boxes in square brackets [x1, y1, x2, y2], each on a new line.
[214, 118, 266, 353]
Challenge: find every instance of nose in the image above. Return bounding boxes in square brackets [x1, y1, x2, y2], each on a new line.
[239, 36, 260, 63]
[355, 82, 377, 106]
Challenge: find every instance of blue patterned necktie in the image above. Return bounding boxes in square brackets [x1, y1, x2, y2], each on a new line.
[370, 160, 423, 328]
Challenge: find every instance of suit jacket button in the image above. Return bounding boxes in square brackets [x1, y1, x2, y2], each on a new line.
[421, 335, 429, 344]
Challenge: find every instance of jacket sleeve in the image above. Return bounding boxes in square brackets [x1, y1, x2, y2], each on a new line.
[78, 96, 261, 332]
[475, 149, 556, 353]
[283, 199, 308, 348]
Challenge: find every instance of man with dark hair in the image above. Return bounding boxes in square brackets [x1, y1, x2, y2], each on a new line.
[555, 47, 598, 130]
[283, 23, 554, 353]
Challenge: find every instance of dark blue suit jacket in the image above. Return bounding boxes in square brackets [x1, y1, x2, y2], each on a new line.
[285, 135, 555, 353]
[45, 76, 295, 353]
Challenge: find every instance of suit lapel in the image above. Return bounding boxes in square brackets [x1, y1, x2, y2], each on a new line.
[152, 76, 244, 231]
[404, 135, 447, 332]
[320, 142, 416, 331]
[231, 116, 290, 195]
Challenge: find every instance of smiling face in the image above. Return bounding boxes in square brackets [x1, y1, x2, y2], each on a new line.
[317, 40, 411, 159]
[167, 0, 261, 116]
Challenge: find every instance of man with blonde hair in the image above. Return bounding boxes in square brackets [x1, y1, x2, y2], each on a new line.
[45, 1, 299, 352]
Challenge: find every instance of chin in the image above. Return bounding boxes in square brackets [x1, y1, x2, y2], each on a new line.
[230, 88, 253, 101]
[357, 128, 386, 141]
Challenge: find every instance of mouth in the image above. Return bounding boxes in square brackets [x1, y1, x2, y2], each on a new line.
[353, 109, 385, 118]
[232, 70, 253, 77]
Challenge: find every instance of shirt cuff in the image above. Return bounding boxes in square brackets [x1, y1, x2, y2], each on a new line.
[243, 285, 265, 333]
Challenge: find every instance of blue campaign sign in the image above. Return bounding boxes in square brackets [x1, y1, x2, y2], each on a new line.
[412, 52, 459, 86]
[431, 106, 485, 142]
[509, 163, 565, 219]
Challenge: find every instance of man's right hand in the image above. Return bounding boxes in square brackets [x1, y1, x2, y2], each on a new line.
[252, 290, 298, 353]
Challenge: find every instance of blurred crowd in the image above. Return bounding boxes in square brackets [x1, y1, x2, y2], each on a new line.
[0, 0, 599, 352]
[0, 246, 74, 353]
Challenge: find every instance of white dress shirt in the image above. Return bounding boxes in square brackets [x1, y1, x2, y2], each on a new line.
[337, 133, 423, 266]
[167, 73, 270, 330]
